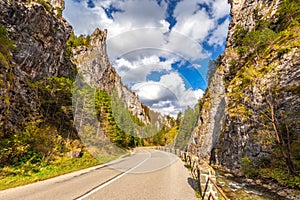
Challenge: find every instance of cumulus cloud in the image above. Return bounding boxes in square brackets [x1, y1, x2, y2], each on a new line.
[113, 54, 174, 83]
[173, 1, 215, 42]
[64, 0, 112, 35]
[208, 18, 231, 46]
[151, 101, 179, 118]
[63, 0, 230, 116]
[132, 72, 204, 116]
[211, 0, 231, 19]
[106, 28, 167, 61]
[96, 0, 167, 37]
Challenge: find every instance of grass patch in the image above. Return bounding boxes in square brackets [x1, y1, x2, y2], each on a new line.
[0, 151, 124, 191]
[94, 153, 123, 163]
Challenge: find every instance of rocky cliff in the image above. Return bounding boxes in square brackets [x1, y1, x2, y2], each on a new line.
[0, 0, 73, 135]
[1, 0, 71, 79]
[188, 0, 300, 188]
[0, 0, 78, 165]
[72, 28, 151, 125]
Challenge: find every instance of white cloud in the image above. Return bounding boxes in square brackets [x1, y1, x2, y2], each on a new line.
[173, 1, 215, 42]
[173, 0, 201, 18]
[106, 28, 167, 61]
[64, 0, 113, 35]
[159, 72, 203, 108]
[132, 72, 204, 116]
[208, 18, 230, 46]
[113, 54, 175, 83]
[172, 0, 230, 45]
[211, 0, 231, 19]
[151, 100, 179, 117]
[96, 0, 167, 37]
[163, 30, 210, 61]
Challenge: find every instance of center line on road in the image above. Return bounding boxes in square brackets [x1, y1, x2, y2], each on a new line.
[75, 149, 151, 200]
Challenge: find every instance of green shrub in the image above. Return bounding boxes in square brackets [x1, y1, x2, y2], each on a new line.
[56, 7, 62, 16]
[241, 156, 258, 178]
[277, 0, 300, 31]
[0, 24, 15, 68]
[237, 46, 249, 54]
[36, 0, 52, 13]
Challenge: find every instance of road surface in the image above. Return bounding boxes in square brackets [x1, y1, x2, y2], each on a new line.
[0, 148, 197, 200]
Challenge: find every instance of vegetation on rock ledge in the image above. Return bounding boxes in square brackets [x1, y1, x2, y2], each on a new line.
[224, 0, 300, 188]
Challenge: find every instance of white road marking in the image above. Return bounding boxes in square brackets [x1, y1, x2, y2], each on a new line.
[75, 149, 151, 200]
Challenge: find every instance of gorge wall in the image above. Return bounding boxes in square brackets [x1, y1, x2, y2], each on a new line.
[0, 0, 75, 135]
[188, 0, 300, 182]
[0, 0, 78, 165]
[0, 0, 160, 165]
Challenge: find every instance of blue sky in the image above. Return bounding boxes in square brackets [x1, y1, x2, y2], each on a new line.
[63, 0, 231, 116]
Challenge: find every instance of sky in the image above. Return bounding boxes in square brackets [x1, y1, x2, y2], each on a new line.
[63, 0, 231, 117]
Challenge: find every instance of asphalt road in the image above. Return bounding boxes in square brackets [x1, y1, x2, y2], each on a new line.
[0, 148, 198, 200]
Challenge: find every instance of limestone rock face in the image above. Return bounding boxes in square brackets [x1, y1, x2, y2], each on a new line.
[226, 0, 281, 48]
[0, 0, 164, 166]
[0, 0, 73, 134]
[188, 70, 226, 161]
[73, 28, 151, 125]
[189, 0, 300, 176]
[50, 0, 64, 11]
[0, 0, 72, 79]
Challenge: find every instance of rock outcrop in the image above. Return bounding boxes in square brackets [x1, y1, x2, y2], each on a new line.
[1, 0, 72, 79]
[72, 28, 151, 125]
[189, 0, 300, 181]
[188, 70, 226, 160]
[0, 0, 73, 135]
[0, 0, 80, 165]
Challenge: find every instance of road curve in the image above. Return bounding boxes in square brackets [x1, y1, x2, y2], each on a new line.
[0, 148, 197, 200]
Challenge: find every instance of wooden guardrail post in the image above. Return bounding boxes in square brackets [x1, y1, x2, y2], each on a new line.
[198, 166, 217, 200]
[197, 165, 229, 200]
[180, 151, 184, 160]
[207, 176, 229, 200]
[183, 152, 187, 162]
[187, 155, 192, 166]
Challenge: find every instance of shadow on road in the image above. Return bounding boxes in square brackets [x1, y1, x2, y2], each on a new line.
[187, 177, 199, 193]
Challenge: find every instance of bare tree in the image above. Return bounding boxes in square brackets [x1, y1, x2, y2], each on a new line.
[262, 88, 296, 176]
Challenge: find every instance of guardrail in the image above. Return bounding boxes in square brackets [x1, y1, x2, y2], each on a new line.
[156, 146, 229, 200]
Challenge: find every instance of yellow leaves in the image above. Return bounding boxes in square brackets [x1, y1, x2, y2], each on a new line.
[202, 101, 211, 110]
[15, 144, 30, 153]
[36, 119, 43, 123]
[164, 126, 179, 144]
[273, 44, 280, 50]
[6, 80, 10, 89]
[228, 103, 251, 121]
[255, 129, 274, 146]
[292, 37, 300, 47]
[4, 93, 10, 106]
[0, 53, 9, 68]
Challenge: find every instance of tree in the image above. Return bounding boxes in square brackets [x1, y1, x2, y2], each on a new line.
[175, 106, 199, 150]
[262, 88, 296, 176]
[240, 84, 298, 177]
[206, 56, 221, 85]
[176, 112, 183, 125]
